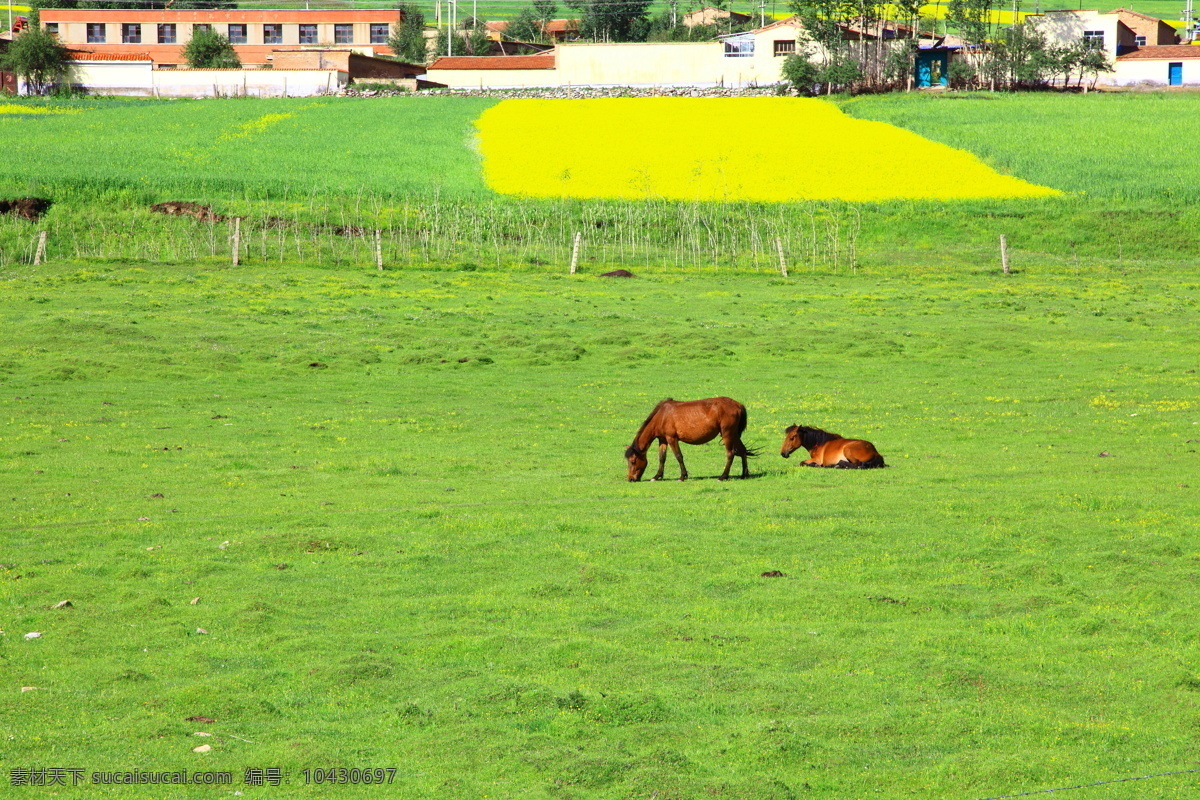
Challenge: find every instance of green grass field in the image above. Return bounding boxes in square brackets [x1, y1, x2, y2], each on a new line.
[3, 91, 1200, 798]
[3, 93, 1200, 276]
[3, 261, 1199, 798]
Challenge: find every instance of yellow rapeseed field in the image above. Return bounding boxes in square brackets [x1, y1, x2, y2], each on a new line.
[475, 97, 1059, 202]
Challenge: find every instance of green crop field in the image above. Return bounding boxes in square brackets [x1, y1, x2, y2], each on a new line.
[3, 92, 1200, 799]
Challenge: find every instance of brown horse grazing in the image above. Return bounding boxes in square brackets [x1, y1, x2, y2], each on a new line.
[780, 425, 886, 469]
[625, 397, 755, 482]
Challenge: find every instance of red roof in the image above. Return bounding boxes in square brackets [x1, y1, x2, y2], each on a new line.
[1117, 44, 1200, 59]
[66, 50, 153, 62]
[486, 18, 577, 33]
[428, 54, 555, 70]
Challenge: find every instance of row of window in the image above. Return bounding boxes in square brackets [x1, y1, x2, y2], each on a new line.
[1081, 30, 1147, 49]
[78, 22, 390, 46]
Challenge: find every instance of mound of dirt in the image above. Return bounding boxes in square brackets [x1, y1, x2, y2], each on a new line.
[150, 201, 226, 223]
[599, 269, 636, 278]
[0, 197, 52, 222]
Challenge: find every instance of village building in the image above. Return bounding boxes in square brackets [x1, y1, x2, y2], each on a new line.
[1026, 8, 1195, 86]
[1113, 44, 1200, 86]
[1026, 7, 1178, 59]
[681, 7, 754, 28]
[484, 18, 579, 43]
[38, 9, 403, 68]
[429, 16, 816, 89]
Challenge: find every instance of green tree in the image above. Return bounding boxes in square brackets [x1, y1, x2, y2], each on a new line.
[790, 0, 851, 58]
[506, 7, 547, 42]
[818, 50, 862, 93]
[432, 19, 491, 57]
[532, 0, 557, 35]
[388, 3, 428, 63]
[182, 26, 241, 69]
[882, 42, 916, 88]
[780, 52, 821, 94]
[1, 7, 70, 95]
[567, 0, 654, 42]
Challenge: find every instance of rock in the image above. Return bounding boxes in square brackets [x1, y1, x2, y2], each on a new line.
[51, 600, 73, 610]
[192, 744, 212, 753]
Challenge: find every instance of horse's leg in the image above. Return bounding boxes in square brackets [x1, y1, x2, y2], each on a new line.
[736, 438, 750, 478]
[652, 441, 668, 481]
[717, 440, 735, 481]
[669, 439, 688, 481]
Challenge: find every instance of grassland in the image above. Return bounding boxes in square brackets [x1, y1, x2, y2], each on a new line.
[3, 259, 1200, 799]
[2, 93, 1200, 273]
[2, 90, 1200, 798]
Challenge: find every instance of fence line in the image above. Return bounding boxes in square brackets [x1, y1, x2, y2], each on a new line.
[0, 198, 863, 275]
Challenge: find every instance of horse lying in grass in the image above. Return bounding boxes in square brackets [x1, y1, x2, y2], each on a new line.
[625, 397, 756, 481]
[780, 425, 886, 469]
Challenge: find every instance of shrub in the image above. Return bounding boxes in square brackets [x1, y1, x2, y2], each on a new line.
[183, 27, 241, 69]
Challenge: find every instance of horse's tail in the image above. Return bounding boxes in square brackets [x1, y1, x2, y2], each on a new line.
[733, 402, 756, 458]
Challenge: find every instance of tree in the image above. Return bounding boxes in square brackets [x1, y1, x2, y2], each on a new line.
[818, 50, 862, 93]
[567, 0, 654, 42]
[1, 7, 70, 95]
[506, 7, 548, 43]
[789, 0, 851, 58]
[432, 19, 491, 57]
[388, 3, 428, 64]
[183, 26, 241, 69]
[532, 0, 557, 35]
[781, 52, 821, 94]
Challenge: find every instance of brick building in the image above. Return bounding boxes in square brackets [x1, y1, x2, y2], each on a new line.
[40, 9, 403, 67]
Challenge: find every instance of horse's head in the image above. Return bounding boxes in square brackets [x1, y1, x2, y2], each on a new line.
[625, 445, 648, 481]
[782, 425, 829, 457]
[780, 425, 804, 458]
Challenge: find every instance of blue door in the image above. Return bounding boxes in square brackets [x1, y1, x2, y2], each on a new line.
[1169, 62, 1183, 86]
[916, 56, 932, 87]
[915, 52, 948, 88]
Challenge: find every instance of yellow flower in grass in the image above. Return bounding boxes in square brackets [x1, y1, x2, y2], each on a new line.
[0, 103, 79, 115]
[476, 97, 1059, 203]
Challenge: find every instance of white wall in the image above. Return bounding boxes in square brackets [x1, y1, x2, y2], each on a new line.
[64, 62, 348, 96]
[1112, 58, 1200, 86]
[152, 68, 346, 97]
[423, 66, 560, 89]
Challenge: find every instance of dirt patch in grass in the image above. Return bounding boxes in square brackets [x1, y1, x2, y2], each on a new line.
[149, 201, 226, 223]
[0, 197, 52, 221]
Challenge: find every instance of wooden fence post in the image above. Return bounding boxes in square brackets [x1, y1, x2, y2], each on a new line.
[33, 231, 47, 265]
[1000, 234, 1009, 275]
[775, 236, 788, 278]
[569, 231, 582, 275]
[375, 229, 383, 271]
[231, 217, 242, 266]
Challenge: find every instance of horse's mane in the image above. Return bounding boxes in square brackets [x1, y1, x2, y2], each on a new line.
[626, 398, 674, 456]
[801, 426, 842, 448]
